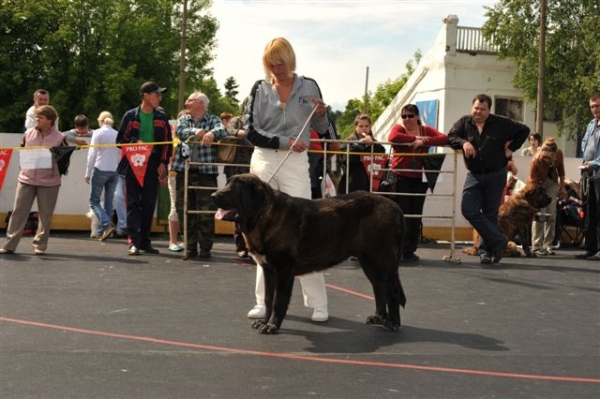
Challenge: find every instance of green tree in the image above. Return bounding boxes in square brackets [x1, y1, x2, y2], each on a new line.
[0, 0, 218, 132]
[482, 0, 600, 138]
[224, 76, 240, 105]
[335, 50, 421, 138]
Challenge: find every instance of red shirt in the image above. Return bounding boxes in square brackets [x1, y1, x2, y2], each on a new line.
[388, 124, 448, 179]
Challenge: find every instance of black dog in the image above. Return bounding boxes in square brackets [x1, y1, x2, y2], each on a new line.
[212, 173, 407, 334]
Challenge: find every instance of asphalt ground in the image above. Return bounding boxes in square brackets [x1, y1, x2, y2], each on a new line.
[0, 232, 599, 399]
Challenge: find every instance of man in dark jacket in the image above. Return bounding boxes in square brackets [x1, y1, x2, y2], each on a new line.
[116, 81, 172, 255]
[448, 93, 529, 265]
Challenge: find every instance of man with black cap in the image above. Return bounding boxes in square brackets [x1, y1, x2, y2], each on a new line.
[116, 81, 173, 255]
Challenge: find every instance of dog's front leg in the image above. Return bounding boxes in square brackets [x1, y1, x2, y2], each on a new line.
[252, 266, 280, 334]
[269, 269, 294, 330]
[520, 226, 536, 257]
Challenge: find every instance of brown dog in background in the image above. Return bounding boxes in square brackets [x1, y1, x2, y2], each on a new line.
[464, 184, 551, 258]
[497, 184, 552, 257]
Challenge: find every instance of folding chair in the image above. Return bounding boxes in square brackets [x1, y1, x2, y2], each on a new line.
[555, 200, 585, 247]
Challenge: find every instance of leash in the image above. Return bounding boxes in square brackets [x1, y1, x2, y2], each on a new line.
[266, 104, 318, 184]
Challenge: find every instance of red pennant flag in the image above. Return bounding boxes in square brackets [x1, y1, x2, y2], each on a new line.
[122, 144, 153, 187]
[0, 149, 13, 191]
[360, 154, 389, 192]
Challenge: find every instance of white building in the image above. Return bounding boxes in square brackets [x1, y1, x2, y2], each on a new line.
[373, 15, 577, 157]
[370, 15, 583, 242]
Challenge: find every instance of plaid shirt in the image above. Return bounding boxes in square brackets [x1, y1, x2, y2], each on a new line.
[171, 113, 227, 174]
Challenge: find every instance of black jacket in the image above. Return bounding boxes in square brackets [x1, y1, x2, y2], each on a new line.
[447, 114, 529, 173]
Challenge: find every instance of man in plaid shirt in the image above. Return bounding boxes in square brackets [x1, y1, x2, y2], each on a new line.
[173, 91, 227, 260]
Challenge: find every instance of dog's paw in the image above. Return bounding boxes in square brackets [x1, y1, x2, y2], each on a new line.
[365, 315, 384, 326]
[383, 320, 401, 331]
[251, 320, 266, 330]
[257, 323, 279, 334]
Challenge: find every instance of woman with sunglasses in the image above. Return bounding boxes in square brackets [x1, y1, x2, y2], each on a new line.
[388, 104, 448, 262]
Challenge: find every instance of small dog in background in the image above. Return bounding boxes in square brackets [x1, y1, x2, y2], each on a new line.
[4, 211, 39, 235]
[86, 210, 101, 238]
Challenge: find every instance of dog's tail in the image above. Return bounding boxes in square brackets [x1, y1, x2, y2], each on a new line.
[398, 279, 407, 308]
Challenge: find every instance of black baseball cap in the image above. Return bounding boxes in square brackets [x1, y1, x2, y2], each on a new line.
[140, 81, 167, 94]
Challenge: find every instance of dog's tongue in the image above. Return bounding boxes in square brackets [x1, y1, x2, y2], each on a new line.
[214, 208, 228, 220]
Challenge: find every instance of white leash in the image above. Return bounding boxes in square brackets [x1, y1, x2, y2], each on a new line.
[266, 104, 318, 184]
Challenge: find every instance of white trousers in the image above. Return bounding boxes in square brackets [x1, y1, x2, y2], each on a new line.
[250, 148, 328, 309]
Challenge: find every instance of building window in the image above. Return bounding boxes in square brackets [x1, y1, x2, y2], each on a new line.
[495, 97, 524, 122]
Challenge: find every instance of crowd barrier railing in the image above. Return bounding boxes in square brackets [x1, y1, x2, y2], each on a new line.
[181, 138, 463, 264]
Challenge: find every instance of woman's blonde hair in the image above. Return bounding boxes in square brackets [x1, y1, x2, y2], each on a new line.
[262, 37, 296, 82]
[97, 111, 114, 126]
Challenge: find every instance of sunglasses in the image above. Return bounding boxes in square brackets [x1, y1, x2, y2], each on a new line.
[401, 114, 416, 119]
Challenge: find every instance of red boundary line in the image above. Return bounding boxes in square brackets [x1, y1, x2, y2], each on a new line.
[1, 316, 598, 384]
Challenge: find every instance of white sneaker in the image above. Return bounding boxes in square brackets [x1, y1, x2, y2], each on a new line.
[311, 306, 329, 322]
[247, 305, 266, 319]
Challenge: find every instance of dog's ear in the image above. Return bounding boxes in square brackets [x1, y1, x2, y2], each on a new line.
[237, 176, 269, 219]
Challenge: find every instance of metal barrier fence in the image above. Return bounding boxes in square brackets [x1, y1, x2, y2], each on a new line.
[181, 139, 462, 263]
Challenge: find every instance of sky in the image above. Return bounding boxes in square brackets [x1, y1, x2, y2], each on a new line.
[208, 0, 499, 111]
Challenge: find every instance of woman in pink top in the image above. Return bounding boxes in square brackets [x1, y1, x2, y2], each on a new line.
[0, 105, 65, 255]
[388, 104, 448, 262]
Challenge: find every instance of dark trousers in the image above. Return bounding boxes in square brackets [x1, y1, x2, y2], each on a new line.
[125, 158, 159, 249]
[583, 178, 600, 253]
[176, 172, 217, 253]
[394, 176, 428, 254]
[461, 168, 507, 255]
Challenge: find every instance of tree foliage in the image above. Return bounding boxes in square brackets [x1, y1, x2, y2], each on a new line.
[0, 0, 222, 132]
[482, 0, 600, 138]
[335, 50, 421, 138]
[224, 76, 239, 104]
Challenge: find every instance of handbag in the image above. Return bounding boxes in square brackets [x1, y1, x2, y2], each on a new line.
[217, 136, 240, 163]
[379, 148, 397, 193]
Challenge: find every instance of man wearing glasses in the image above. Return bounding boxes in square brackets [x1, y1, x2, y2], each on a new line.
[448, 93, 530, 265]
[172, 91, 227, 260]
[116, 81, 172, 255]
[576, 92, 600, 260]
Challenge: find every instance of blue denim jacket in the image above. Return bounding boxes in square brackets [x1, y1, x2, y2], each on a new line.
[581, 118, 600, 179]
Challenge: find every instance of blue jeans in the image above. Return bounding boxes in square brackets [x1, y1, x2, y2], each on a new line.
[89, 168, 119, 233]
[461, 168, 508, 255]
[113, 174, 127, 231]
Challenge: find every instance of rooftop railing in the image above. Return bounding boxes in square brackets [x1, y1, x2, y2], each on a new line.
[456, 26, 499, 54]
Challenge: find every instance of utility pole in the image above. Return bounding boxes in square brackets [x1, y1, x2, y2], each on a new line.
[177, 0, 188, 112]
[363, 66, 369, 114]
[536, 0, 547, 136]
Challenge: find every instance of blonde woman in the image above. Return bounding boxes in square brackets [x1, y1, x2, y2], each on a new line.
[244, 37, 329, 322]
[85, 111, 121, 241]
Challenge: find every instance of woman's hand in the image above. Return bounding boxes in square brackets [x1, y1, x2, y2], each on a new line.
[311, 99, 326, 118]
[411, 138, 426, 149]
[288, 137, 307, 152]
